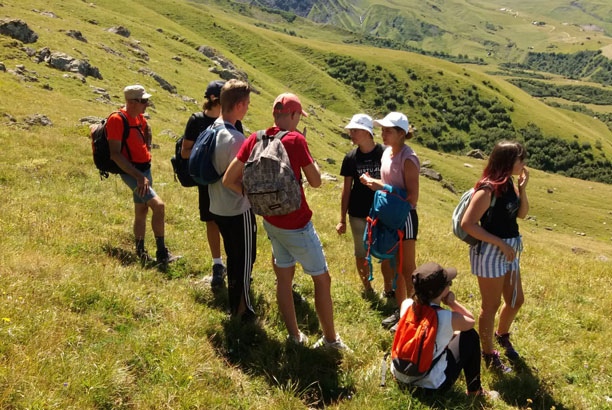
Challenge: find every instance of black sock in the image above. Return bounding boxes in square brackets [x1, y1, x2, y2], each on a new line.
[155, 236, 166, 254]
[135, 238, 145, 254]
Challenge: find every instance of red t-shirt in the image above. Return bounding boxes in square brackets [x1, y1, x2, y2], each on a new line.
[106, 109, 151, 163]
[237, 126, 313, 229]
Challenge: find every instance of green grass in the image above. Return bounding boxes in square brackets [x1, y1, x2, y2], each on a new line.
[1, 0, 612, 408]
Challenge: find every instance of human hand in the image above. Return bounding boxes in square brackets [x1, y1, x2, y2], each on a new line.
[519, 167, 529, 190]
[136, 174, 150, 198]
[359, 172, 371, 186]
[302, 126, 307, 137]
[499, 242, 516, 262]
[336, 222, 346, 235]
[442, 291, 455, 306]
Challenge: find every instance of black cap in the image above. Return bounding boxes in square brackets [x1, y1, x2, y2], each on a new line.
[412, 262, 457, 300]
[205, 80, 225, 99]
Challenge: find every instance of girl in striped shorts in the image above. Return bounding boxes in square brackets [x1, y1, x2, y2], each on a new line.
[460, 141, 530, 373]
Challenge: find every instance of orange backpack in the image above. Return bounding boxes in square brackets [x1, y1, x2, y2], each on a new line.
[391, 303, 442, 377]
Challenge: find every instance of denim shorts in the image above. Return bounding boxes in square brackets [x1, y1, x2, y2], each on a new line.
[120, 168, 157, 203]
[263, 220, 328, 276]
[349, 216, 367, 259]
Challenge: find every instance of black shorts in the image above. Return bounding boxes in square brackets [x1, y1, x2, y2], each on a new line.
[401, 209, 418, 240]
[198, 185, 214, 222]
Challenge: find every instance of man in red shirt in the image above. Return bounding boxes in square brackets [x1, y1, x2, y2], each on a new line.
[108, 85, 178, 265]
[223, 93, 349, 350]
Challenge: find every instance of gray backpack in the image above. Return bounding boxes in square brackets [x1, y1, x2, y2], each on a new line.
[243, 130, 302, 216]
[452, 188, 496, 246]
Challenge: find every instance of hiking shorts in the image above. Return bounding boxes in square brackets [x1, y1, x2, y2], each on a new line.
[198, 185, 214, 222]
[470, 235, 522, 279]
[349, 216, 367, 259]
[400, 209, 419, 241]
[120, 168, 157, 204]
[263, 220, 328, 276]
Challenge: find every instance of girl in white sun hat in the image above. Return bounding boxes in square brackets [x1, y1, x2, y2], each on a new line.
[360, 112, 419, 329]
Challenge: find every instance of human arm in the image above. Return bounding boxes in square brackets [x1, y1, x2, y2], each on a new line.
[461, 188, 516, 261]
[222, 157, 245, 195]
[516, 168, 529, 219]
[336, 176, 352, 234]
[443, 291, 476, 332]
[403, 159, 419, 208]
[303, 160, 321, 188]
[181, 139, 195, 159]
[359, 173, 384, 191]
[108, 139, 149, 197]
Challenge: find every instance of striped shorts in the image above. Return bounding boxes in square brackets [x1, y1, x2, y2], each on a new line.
[469, 235, 522, 279]
[401, 209, 419, 241]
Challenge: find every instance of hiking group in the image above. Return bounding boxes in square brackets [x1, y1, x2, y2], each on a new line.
[93, 80, 530, 398]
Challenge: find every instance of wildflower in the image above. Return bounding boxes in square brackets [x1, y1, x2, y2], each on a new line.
[187, 376, 193, 380]
[527, 398, 533, 404]
[63, 382, 68, 387]
[1, 318, 10, 322]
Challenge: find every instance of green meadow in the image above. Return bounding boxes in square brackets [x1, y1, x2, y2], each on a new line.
[1, 0, 611, 408]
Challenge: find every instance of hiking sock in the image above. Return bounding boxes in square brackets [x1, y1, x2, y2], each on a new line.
[155, 236, 166, 255]
[212, 257, 224, 267]
[135, 238, 145, 255]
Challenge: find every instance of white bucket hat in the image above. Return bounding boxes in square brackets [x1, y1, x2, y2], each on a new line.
[344, 113, 373, 136]
[373, 112, 409, 133]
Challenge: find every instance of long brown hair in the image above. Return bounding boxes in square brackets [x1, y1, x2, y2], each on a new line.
[475, 140, 526, 196]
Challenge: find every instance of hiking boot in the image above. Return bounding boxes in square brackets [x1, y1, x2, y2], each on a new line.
[156, 248, 181, 265]
[313, 334, 352, 352]
[389, 322, 398, 334]
[211, 263, 226, 288]
[382, 309, 400, 329]
[137, 250, 155, 265]
[495, 332, 520, 360]
[483, 350, 512, 373]
[288, 331, 308, 346]
[382, 290, 395, 299]
[467, 388, 500, 401]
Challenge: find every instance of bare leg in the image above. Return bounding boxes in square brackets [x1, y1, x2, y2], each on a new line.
[497, 271, 524, 335]
[312, 272, 337, 342]
[274, 263, 299, 338]
[355, 257, 373, 291]
[205, 220, 222, 260]
[380, 259, 394, 293]
[402, 239, 416, 298]
[134, 203, 148, 239]
[477, 275, 505, 354]
[147, 196, 165, 237]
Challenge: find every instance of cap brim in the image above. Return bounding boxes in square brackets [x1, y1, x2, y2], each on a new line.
[142, 92, 152, 99]
[373, 119, 394, 128]
[444, 267, 458, 281]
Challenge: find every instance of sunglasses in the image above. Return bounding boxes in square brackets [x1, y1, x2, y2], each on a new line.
[134, 98, 149, 104]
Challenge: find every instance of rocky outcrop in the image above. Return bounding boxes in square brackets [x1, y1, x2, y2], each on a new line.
[196, 44, 248, 82]
[0, 62, 5, 71]
[66, 30, 87, 43]
[36, 47, 102, 79]
[0, 19, 38, 43]
[24, 114, 52, 127]
[138, 68, 177, 94]
[7, 64, 39, 82]
[466, 149, 486, 160]
[105, 26, 130, 38]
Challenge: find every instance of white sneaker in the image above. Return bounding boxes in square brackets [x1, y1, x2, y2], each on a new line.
[288, 331, 308, 345]
[313, 334, 352, 352]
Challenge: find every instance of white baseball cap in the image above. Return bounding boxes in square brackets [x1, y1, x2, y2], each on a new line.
[373, 112, 410, 133]
[344, 113, 373, 136]
[123, 84, 152, 100]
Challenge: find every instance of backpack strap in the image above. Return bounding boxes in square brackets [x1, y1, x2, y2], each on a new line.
[115, 111, 134, 162]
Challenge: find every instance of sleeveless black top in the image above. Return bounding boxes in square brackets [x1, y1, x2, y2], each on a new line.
[480, 180, 520, 239]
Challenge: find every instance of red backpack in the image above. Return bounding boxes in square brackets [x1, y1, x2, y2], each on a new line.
[391, 303, 442, 377]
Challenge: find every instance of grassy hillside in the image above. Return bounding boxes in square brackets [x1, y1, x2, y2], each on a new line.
[1, 0, 612, 409]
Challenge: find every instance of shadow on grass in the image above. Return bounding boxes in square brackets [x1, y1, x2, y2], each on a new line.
[103, 244, 138, 266]
[490, 356, 569, 409]
[208, 317, 353, 408]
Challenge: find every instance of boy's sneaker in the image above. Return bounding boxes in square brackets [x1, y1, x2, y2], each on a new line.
[313, 334, 352, 352]
[288, 331, 308, 346]
[467, 388, 500, 401]
[156, 248, 181, 265]
[495, 332, 520, 360]
[211, 264, 226, 288]
[482, 350, 512, 373]
[381, 309, 400, 329]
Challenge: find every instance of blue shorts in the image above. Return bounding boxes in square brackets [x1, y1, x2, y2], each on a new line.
[120, 168, 157, 204]
[263, 220, 328, 276]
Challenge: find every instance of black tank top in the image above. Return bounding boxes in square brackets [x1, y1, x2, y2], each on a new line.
[480, 180, 520, 239]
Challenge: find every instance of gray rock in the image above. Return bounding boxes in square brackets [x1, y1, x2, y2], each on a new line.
[466, 149, 486, 160]
[0, 62, 5, 71]
[172, 56, 181, 62]
[321, 172, 338, 182]
[463, 163, 474, 168]
[98, 44, 124, 58]
[105, 26, 130, 38]
[526, 215, 537, 221]
[0, 19, 38, 43]
[180, 95, 197, 104]
[138, 68, 176, 94]
[66, 30, 87, 43]
[40, 11, 60, 18]
[80, 116, 104, 125]
[544, 227, 553, 231]
[324, 158, 336, 165]
[92, 87, 110, 100]
[176, 106, 187, 111]
[420, 167, 442, 181]
[22, 46, 36, 56]
[24, 114, 52, 126]
[45, 51, 102, 79]
[572, 247, 587, 254]
[441, 180, 457, 194]
[42, 83, 52, 90]
[159, 129, 178, 139]
[3, 113, 16, 122]
[88, 19, 98, 25]
[196, 45, 216, 58]
[421, 159, 431, 168]
[156, 28, 163, 33]
[597, 255, 610, 262]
